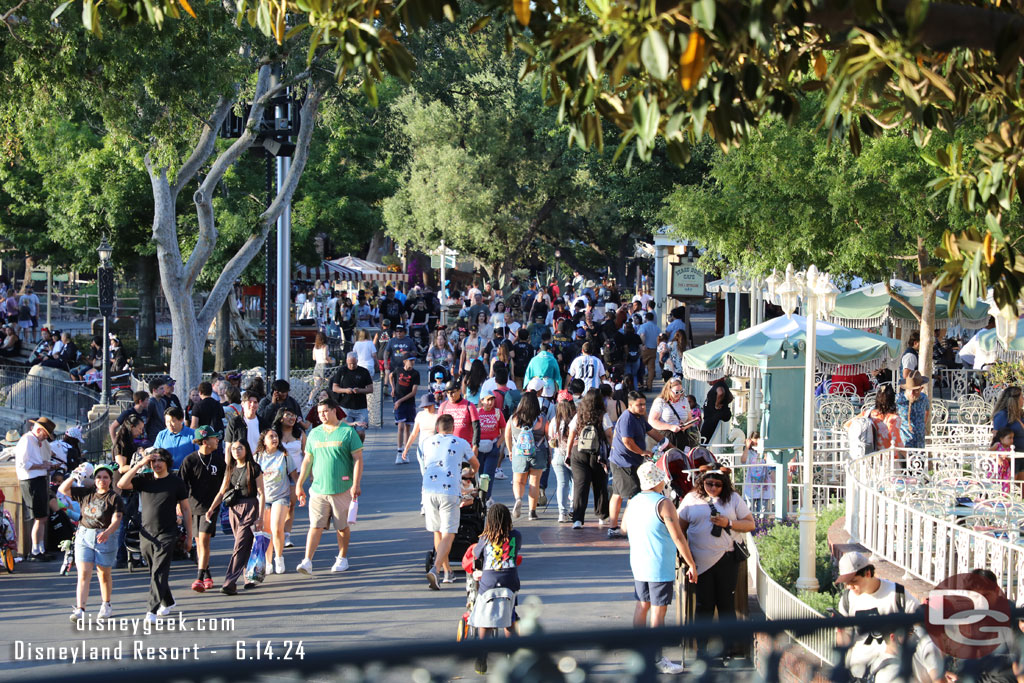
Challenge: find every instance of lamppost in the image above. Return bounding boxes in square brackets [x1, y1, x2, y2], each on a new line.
[97, 236, 115, 407]
[771, 263, 838, 591]
[554, 249, 561, 286]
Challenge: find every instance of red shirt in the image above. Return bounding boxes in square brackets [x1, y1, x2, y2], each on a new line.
[477, 407, 506, 441]
[438, 399, 479, 444]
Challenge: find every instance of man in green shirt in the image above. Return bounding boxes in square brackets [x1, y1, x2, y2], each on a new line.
[295, 397, 363, 576]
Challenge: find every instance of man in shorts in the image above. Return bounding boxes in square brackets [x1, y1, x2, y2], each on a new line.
[606, 391, 664, 539]
[15, 417, 56, 561]
[295, 397, 363, 576]
[178, 426, 225, 592]
[420, 414, 478, 589]
[622, 462, 698, 674]
[392, 355, 420, 464]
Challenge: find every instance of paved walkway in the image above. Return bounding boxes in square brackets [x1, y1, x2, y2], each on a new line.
[0, 385, 754, 681]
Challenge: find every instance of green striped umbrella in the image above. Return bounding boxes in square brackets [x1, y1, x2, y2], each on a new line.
[682, 314, 900, 381]
[827, 279, 988, 330]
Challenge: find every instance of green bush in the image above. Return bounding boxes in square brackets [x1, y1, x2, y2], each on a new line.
[754, 504, 845, 610]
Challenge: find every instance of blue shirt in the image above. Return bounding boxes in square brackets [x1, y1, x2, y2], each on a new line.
[610, 410, 651, 468]
[993, 409, 1024, 453]
[154, 427, 196, 470]
[895, 391, 929, 449]
[624, 491, 675, 582]
[665, 318, 685, 342]
[637, 321, 660, 349]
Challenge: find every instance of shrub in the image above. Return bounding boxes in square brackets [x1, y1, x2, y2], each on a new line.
[754, 504, 845, 609]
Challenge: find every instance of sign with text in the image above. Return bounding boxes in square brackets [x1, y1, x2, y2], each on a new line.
[671, 262, 705, 297]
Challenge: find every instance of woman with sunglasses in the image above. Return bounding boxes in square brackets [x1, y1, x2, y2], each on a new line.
[677, 468, 755, 642]
[648, 377, 699, 449]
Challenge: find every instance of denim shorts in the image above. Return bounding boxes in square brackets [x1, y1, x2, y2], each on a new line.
[75, 526, 118, 567]
[510, 450, 549, 473]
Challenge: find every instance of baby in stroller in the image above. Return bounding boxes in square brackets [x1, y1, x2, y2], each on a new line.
[460, 503, 522, 675]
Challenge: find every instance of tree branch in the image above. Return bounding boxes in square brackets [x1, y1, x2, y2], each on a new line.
[885, 280, 922, 325]
[145, 153, 185, 284]
[196, 84, 324, 329]
[171, 95, 234, 198]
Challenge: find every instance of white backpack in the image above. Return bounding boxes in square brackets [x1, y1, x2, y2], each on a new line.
[846, 416, 877, 459]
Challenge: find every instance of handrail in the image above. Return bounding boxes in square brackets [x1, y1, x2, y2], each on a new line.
[748, 539, 835, 665]
[847, 446, 1024, 603]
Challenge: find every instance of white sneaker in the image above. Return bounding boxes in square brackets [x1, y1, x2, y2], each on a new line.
[572, 521, 583, 529]
[494, 468, 507, 480]
[70, 607, 84, 623]
[97, 602, 113, 619]
[144, 612, 158, 624]
[331, 556, 349, 573]
[656, 657, 685, 674]
[512, 499, 522, 519]
[395, 453, 404, 464]
[557, 512, 567, 523]
[284, 533, 294, 548]
[156, 602, 177, 617]
[274, 557, 286, 575]
[297, 558, 313, 576]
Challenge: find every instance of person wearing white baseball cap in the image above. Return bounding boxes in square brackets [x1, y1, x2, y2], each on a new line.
[835, 551, 940, 680]
[621, 461, 697, 674]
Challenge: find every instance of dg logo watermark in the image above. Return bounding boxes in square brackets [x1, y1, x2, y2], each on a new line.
[925, 573, 1014, 659]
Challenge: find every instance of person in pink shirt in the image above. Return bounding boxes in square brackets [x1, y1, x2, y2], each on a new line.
[437, 380, 480, 459]
[475, 390, 506, 496]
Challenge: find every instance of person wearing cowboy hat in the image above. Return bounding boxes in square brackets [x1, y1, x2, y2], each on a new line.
[621, 461, 698, 674]
[15, 417, 57, 561]
[895, 371, 931, 449]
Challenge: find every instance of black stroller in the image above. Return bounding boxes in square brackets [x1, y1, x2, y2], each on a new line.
[424, 494, 486, 574]
[122, 514, 146, 573]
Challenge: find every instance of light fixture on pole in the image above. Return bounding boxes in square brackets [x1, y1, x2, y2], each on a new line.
[554, 249, 561, 284]
[769, 263, 838, 592]
[97, 235, 115, 407]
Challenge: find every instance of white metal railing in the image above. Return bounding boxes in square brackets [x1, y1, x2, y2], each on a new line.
[748, 539, 835, 664]
[848, 447, 1024, 603]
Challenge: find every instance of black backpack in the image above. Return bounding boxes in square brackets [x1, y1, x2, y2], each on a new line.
[19, 301, 31, 320]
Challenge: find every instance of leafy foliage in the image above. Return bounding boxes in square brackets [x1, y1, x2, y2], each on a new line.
[754, 504, 844, 609]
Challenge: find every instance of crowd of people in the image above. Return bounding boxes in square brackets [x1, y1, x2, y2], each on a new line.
[11, 272, 1007, 681]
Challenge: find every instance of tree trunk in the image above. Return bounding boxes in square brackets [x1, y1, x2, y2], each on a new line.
[215, 294, 232, 371]
[136, 253, 158, 360]
[19, 254, 34, 295]
[365, 232, 388, 264]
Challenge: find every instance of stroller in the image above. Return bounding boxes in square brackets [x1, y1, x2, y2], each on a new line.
[122, 514, 146, 573]
[424, 486, 487, 576]
[656, 444, 721, 504]
[455, 533, 521, 642]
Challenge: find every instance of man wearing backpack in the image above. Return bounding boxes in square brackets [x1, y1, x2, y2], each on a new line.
[835, 552, 941, 681]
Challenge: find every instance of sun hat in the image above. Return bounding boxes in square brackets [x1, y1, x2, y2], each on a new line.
[479, 390, 494, 400]
[418, 393, 438, 409]
[901, 371, 930, 391]
[2, 429, 20, 446]
[836, 551, 872, 584]
[29, 417, 56, 441]
[64, 425, 83, 441]
[638, 461, 668, 491]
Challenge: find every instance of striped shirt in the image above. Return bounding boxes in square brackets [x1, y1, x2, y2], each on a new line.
[305, 422, 363, 495]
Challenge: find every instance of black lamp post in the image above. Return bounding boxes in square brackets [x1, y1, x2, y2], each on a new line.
[97, 236, 115, 406]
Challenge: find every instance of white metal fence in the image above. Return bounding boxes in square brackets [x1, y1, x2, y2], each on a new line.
[748, 540, 835, 664]
[848, 446, 1024, 603]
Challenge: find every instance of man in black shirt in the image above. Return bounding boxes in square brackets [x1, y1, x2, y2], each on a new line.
[511, 331, 534, 387]
[118, 448, 192, 622]
[110, 391, 152, 445]
[392, 356, 420, 463]
[380, 287, 405, 329]
[331, 352, 374, 440]
[617, 319, 644, 391]
[257, 379, 307, 431]
[190, 381, 225, 432]
[178, 426, 225, 593]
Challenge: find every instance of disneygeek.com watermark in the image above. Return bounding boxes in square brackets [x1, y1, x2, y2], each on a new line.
[925, 573, 1014, 659]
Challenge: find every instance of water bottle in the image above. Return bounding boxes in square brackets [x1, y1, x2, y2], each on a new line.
[347, 499, 358, 525]
[479, 474, 491, 493]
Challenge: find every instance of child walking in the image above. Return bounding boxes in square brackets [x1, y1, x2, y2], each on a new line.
[991, 427, 1014, 494]
[471, 503, 522, 674]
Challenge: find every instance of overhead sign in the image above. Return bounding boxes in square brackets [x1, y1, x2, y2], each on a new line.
[430, 254, 456, 269]
[671, 262, 705, 297]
